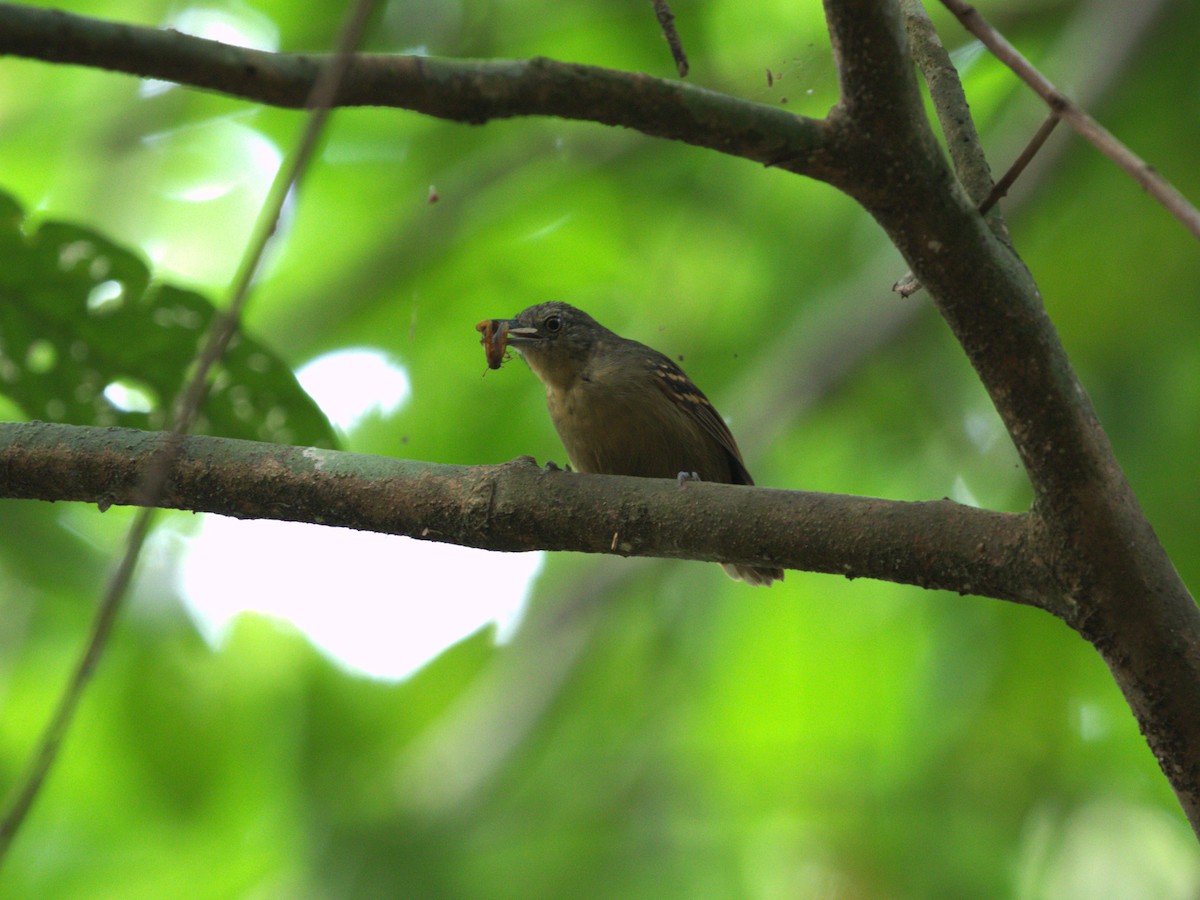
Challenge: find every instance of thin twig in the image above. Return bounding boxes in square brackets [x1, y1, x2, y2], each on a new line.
[978, 113, 1059, 216]
[652, 0, 689, 77]
[0, 0, 380, 866]
[940, 0, 1200, 242]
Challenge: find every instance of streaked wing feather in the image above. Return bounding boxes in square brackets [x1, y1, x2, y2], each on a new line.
[648, 351, 755, 485]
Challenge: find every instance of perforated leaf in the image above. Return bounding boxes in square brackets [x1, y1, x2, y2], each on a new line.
[0, 190, 336, 448]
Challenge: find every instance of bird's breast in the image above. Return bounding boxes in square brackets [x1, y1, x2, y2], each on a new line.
[546, 377, 733, 482]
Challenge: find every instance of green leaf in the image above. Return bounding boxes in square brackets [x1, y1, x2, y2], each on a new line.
[0, 189, 336, 448]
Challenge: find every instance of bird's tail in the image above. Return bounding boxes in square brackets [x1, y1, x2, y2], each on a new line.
[722, 563, 785, 587]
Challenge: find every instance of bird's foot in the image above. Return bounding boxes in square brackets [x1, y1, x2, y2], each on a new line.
[676, 471, 701, 485]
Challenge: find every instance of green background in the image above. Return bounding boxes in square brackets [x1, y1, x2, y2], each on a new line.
[1, 0, 1198, 895]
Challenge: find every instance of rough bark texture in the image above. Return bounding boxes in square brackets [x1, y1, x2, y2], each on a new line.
[0, 422, 1046, 603]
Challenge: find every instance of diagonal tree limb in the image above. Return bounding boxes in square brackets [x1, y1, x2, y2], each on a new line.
[895, 0, 1006, 296]
[823, 0, 1200, 837]
[893, 115, 1058, 297]
[901, 0, 996, 209]
[824, 0, 1123, 521]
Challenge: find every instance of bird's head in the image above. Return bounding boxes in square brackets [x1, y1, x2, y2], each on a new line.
[502, 301, 615, 388]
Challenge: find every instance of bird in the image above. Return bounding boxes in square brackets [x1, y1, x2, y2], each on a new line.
[489, 301, 784, 586]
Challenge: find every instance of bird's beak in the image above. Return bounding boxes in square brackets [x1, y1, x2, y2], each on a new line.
[504, 322, 540, 344]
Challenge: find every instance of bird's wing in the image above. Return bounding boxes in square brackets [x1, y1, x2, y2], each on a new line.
[647, 350, 756, 485]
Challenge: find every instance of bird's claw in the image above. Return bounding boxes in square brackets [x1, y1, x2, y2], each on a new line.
[676, 470, 701, 485]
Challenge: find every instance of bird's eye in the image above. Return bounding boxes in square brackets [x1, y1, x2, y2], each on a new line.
[544, 315, 562, 333]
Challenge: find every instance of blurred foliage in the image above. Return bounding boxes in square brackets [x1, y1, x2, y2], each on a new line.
[1, 0, 1199, 897]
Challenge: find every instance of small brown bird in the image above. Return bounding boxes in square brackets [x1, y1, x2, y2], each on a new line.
[494, 301, 783, 586]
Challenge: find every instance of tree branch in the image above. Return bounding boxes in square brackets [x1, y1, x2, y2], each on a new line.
[893, 0, 1007, 296]
[0, 421, 1051, 607]
[901, 0, 995, 208]
[0, 3, 829, 177]
[4, 0, 1200, 841]
[820, 0, 1135, 535]
[823, 0, 1200, 836]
